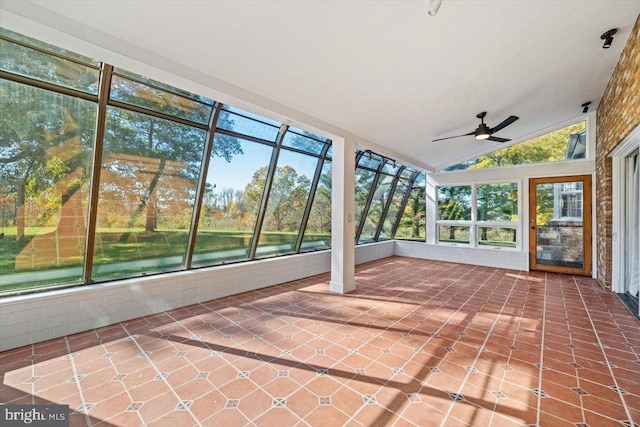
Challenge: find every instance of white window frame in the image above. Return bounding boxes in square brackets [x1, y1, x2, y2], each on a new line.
[436, 181, 520, 250]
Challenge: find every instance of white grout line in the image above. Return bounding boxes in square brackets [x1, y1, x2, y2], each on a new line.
[439, 268, 522, 427]
[120, 322, 205, 427]
[572, 276, 635, 426]
[63, 336, 92, 427]
[102, 327, 146, 426]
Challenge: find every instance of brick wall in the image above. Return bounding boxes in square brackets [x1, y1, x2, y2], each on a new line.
[595, 15, 640, 288]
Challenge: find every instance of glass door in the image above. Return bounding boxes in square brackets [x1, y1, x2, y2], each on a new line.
[529, 175, 592, 275]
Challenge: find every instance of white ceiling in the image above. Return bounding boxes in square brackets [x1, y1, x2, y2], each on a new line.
[2, 1, 639, 171]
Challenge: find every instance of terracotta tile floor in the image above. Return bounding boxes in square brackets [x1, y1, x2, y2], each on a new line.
[2, 257, 640, 426]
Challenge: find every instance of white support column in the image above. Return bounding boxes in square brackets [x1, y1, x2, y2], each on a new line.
[330, 137, 356, 293]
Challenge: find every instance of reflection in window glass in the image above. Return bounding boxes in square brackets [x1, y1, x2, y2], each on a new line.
[110, 74, 213, 125]
[478, 227, 517, 248]
[0, 29, 100, 94]
[355, 168, 376, 232]
[381, 178, 410, 241]
[359, 174, 394, 244]
[217, 108, 281, 142]
[439, 226, 470, 244]
[396, 175, 425, 241]
[477, 183, 518, 222]
[0, 81, 96, 292]
[438, 186, 472, 220]
[257, 150, 317, 257]
[92, 106, 206, 279]
[442, 121, 587, 172]
[193, 137, 273, 266]
[282, 127, 327, 155]
[302, 160, 331, 251]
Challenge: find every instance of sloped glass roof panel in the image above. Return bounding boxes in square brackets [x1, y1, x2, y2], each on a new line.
[1, 28, 100, 94]
[110, 71, 214, 125]
[358, 151, 382, 170]
[217, 106, 281, 142]
[282, 127, 328, 155]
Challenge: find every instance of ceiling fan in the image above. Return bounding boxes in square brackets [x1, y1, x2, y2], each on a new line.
[433, 112, 519, 143]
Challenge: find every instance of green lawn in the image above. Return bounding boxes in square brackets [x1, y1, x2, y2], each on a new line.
[0, 227, 331, 275]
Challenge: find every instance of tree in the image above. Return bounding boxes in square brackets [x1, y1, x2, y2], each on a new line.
[102, 77, 242, 232]
[470, 122, 586, 169]
[243, 165, 311, 232]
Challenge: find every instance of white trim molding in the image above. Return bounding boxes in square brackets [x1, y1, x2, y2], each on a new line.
[609, 125, 640, 293]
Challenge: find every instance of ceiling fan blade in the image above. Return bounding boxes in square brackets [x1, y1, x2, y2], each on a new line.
[487, 136, 510, 143]
[432, 131, 474, 142]
[491, 115, 519, 133]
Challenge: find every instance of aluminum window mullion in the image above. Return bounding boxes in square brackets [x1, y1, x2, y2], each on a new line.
[374, 166, 404, 241]
[107, 99, 208, 130]
[391, 173, 423, 239]
[355, 165, 382, 243]
[0, 69, 98, 102]
[111, 70, 214, 110]
[184, 103, 222, 269]
[82, 63, 113, 284]
[294, 143, 331, 253]
[391, 185, 414, 240]
[0, 34, 99, 69]
[214, 128, 277, 147]
[248, 124, 288, 259]
[280, 145, 324, 159]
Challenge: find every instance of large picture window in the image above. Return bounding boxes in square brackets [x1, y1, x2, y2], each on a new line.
[0, 28, 424, 296]
[437, 182, 518, 248]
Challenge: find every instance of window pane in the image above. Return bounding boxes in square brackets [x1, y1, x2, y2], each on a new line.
[256, 150, 317, 257]
[301, 160, 331, 251]
[217, 107, 281, 142]
[380, 178, 410, 240]
[442, 121, 587, 171]
[193, 136, 273, 266]
[438, 185, 472, 220]
[400, 168, 414, 179]
[355, 168, 377, 231]
[395, 183, 425, 241]
[478, 227, 517, 248]
[358, 152, 382, 170]
[110, 74, 213, 125]
[93, 106, 206, 279]
[0, 30, 100, 94]
[282, 127, 328, 155]
[0, 81, 96, 293]
[381, 160, 400, 175]
[359, 174, 394, 244]
[439, 226, 470, 244]
[477, 183, 518, 221]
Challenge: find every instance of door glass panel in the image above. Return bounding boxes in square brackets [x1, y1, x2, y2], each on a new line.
[535, 181, 584, 269]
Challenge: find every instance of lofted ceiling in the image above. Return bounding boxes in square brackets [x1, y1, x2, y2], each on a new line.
[2, 1, 639, 171]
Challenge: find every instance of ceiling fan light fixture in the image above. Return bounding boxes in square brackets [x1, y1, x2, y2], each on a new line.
[475, 124, 491, 140]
